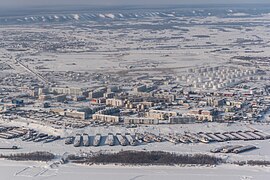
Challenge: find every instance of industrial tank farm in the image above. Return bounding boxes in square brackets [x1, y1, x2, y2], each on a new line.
[180, 66, 262, 91]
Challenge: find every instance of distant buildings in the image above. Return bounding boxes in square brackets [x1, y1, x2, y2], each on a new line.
[106, 99, 124, 107]
[146, 110, 177, 120]
[5, 65, 269, 127]
[38, 87, 88, 97]
[186, 108, 218, 122]
[50, 87, 87, 96]
[154, 93, 175, 102]
[51, 109, 87, 120]
[124, 117, 159, 125]
[92, 114, 119, 123]
[65, 110, 86, 120]
[169, 116, 196, 124]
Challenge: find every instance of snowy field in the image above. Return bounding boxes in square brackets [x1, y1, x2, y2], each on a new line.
[1, 9, 270, 87]
[1, 120, 270, 163]
[1, 5, 270, 179]
[0, 160, 270, 180]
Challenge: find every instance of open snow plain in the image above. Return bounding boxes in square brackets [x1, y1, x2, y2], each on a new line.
[1, 5, 270, 87]
[1, 4, 270, 179]
[1, 160, 270, 180]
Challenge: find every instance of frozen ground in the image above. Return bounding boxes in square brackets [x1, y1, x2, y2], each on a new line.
[0, 160, 270, 180]
[1, 9, 270, 86]
[1, 5, 270, 179]
[1, 120, 270, 163]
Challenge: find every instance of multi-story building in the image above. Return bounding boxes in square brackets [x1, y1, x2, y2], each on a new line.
[124, 117, 159, 125]
[169, 116, 196, 124]
[186, 108, 217, 122]
[65, 110, 86, 120]
[133, 85, 147, 92]
[92, 114, 119, 123]
[50, 87, 87, 96]
[154, 93, 175, 102]
[106, 98, 124, 107]
[146, 110, 177, 120]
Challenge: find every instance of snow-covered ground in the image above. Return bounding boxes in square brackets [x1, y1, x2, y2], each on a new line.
[1, 120, 270, 163]
[0, 160, 269, 180]
[1, 5, 270, 179]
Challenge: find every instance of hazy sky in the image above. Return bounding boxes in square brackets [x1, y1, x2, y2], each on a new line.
[0, 0, 269, 7]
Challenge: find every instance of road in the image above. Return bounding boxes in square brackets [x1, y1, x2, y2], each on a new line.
[1, 50, 50, 85]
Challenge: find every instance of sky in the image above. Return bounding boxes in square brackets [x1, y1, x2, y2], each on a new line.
[0, 0, 269, 8]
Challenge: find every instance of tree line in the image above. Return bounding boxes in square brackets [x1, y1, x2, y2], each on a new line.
[0, 151, 55, 162]
[70, 151, 223, 166]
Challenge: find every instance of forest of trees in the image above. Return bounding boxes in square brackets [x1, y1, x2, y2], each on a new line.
[1, 150, 269, 167]
[70, 151, 223, 166]
[235, 160, 270, 166]
[0, 151, 55, 162]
